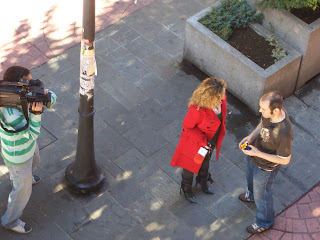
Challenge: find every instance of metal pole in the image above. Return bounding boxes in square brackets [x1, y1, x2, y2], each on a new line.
[65, 0, 104, 194]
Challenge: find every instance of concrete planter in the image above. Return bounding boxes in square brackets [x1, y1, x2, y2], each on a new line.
[247, 0, 320, 90]
[183, 5, 302, 113]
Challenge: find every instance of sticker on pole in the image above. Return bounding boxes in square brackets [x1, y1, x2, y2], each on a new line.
[79, 40, 97, 95]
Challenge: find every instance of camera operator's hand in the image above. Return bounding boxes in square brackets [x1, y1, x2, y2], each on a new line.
[30, 102, 43, 115]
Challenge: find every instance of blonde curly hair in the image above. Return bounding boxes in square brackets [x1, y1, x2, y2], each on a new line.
[188, 77, 227, 110]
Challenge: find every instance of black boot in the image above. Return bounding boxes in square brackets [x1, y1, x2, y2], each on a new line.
[180, 174, 198, 204]
[196, 173, 214, 194]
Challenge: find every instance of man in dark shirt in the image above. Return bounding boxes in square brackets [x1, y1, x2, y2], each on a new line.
[238, 91, 293, 234]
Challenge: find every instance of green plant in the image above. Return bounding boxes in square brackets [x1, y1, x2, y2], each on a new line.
[259, 0, 320, 10]
[199, 0, 263, 41]
[265, 23, 287, 62]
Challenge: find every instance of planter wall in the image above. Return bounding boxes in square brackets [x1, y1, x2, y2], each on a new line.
[183, 5, 302, 113]
[247, 0, 320, 90]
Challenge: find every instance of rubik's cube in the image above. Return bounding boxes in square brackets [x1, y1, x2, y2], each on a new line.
[240, 141, 251, 150]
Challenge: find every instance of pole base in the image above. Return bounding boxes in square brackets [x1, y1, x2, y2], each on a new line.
[65, 163, 105, 195]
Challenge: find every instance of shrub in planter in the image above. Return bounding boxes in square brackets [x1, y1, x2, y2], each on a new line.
[183, 0, 302, 113]
[259, 0, 320, 10]
[247, 0, 320, 90]
[199, 0, 287, 66]
[199, 0, 263, 41]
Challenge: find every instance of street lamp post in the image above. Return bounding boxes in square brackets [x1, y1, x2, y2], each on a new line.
[65, 0, 104, 194]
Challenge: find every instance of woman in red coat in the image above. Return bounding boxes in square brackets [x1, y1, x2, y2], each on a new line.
[171, 77, 227, 203]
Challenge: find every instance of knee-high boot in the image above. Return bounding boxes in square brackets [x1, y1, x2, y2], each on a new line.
[196, 172, 214, 194]
[196, 154, 214, 194]
[180, 173, 198, 204]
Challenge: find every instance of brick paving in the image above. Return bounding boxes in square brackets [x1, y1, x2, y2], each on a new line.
[0, 0, 154, 79]
[248, 184, 320, 240]
[0, 0, 319, 239]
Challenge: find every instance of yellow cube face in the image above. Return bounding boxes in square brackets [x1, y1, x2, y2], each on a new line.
[240, 142, 248, 150]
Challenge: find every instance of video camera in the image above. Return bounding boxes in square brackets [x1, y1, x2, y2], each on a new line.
[0, 78, 51, 109]
[0, 78, 51, 133]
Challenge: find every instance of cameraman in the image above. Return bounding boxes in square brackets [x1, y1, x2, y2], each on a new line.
[0, 66, 57, 234]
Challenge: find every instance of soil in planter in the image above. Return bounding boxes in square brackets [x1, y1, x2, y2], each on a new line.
[227, 27, 275, 69]
[291, 6, 320, 24]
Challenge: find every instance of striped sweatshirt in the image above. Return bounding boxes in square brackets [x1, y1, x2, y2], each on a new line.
[0, 90, 57, 165]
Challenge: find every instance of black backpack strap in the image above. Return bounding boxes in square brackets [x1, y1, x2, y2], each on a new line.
[20, 91, 29, 123]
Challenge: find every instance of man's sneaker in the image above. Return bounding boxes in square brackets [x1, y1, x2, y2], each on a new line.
[238, 192, 254, 202]
[32, 175, 41, 185]
[7, 221, 32, 234]
[247, 223, 272, 234]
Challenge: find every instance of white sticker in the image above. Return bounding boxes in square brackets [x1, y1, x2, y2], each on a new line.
[198, 147, 208, 157]
[79, 87, 86, 96]
[79, 40, 97, 94]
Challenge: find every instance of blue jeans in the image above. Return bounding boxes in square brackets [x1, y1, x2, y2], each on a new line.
[1, 142, 40, 228]
[246, 156, 280, 228]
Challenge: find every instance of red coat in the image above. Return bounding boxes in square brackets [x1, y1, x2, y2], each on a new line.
[171, 97, 227, 174]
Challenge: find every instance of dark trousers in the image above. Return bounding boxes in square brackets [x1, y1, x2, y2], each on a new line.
[182, 141, 215, 178]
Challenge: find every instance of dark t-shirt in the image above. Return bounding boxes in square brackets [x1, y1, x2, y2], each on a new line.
[251, 109, 293, 171]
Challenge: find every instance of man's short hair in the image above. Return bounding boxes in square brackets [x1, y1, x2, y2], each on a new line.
[3, 66, 30, 82]
[261, 91, 284, 112]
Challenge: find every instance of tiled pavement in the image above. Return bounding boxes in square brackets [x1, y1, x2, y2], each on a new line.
[0, 0, 320, 240]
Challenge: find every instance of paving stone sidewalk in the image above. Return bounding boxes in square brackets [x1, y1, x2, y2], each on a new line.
[0, 0, 155, 79]
[0, 0, 319, 239]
